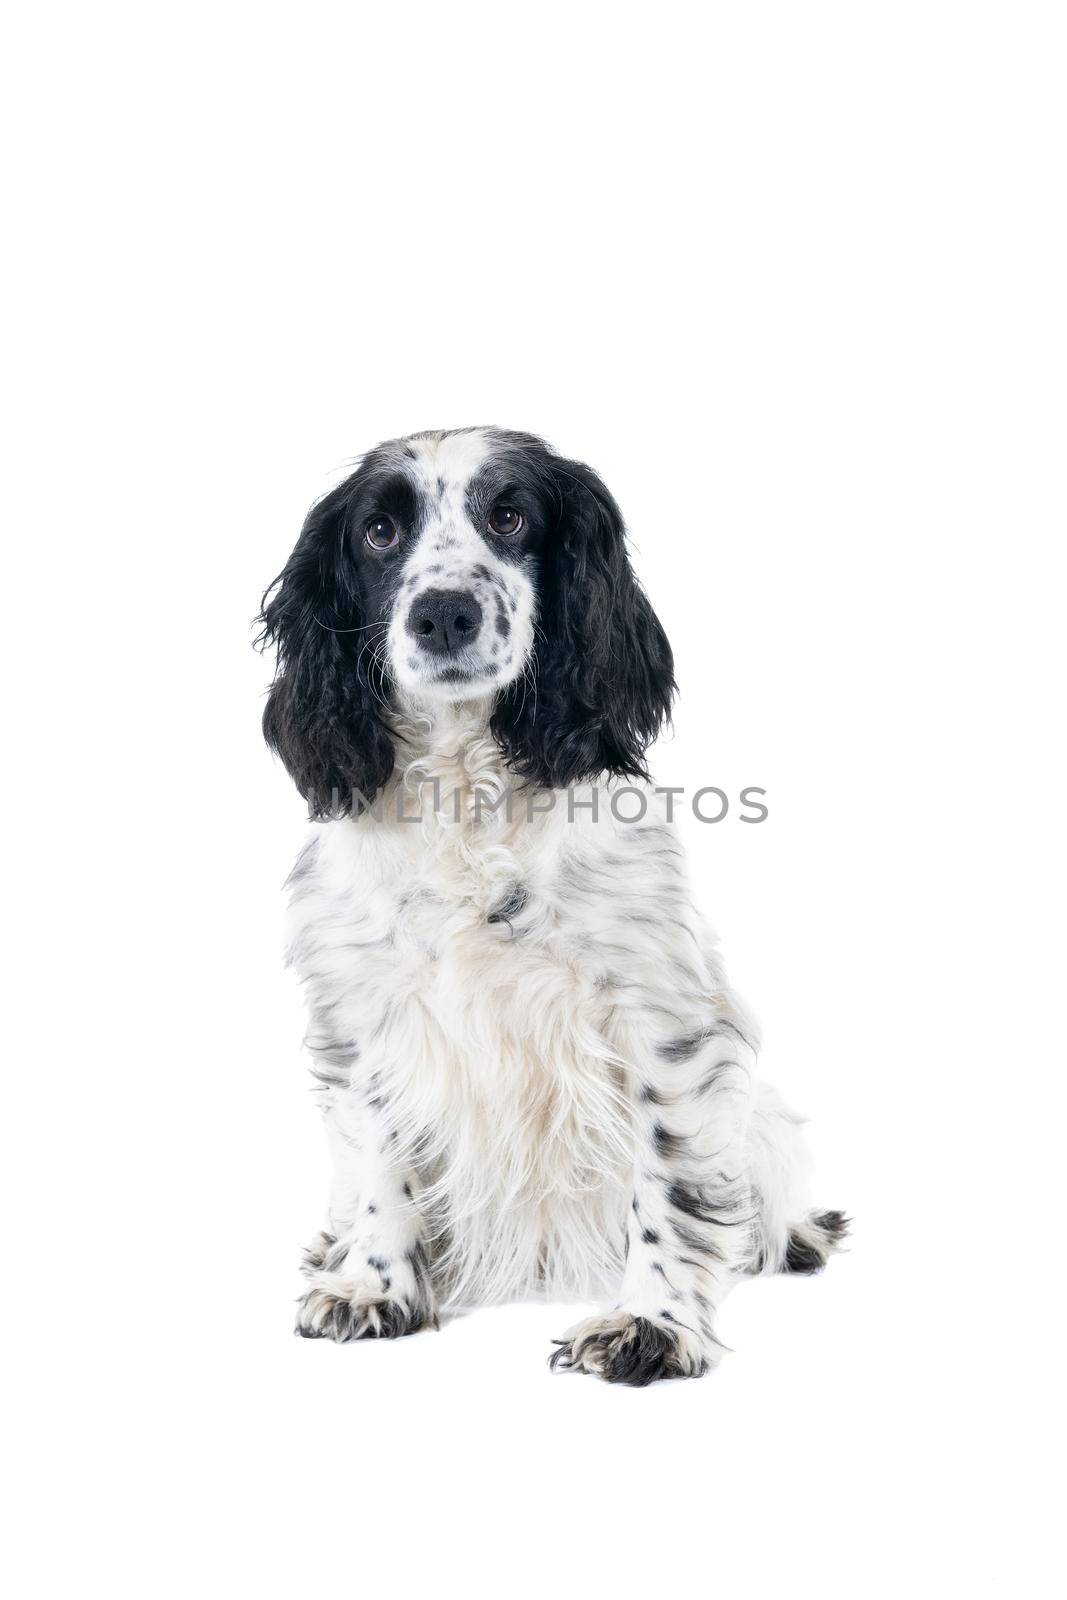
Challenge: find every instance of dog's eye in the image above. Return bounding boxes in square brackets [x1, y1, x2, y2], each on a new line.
[365, 515, 399, 551]
[488, 506, 523, 537]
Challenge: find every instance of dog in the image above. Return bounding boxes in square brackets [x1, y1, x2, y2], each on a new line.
[257, 426, 846, 1384]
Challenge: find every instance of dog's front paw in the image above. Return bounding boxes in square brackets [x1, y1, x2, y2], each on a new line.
[296, 1282, 431, 1341]
[549, 1310, 712, 1386]
[296, 1274, 436, 1343]
[297, 1231, 437, 1343]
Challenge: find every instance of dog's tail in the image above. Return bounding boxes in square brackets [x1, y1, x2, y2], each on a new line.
[780, 1209, 850, 1274]
[744, 1081, 850, 1275]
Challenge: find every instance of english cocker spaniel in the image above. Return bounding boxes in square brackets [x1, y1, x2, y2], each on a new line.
[257, 427, 845, 1385]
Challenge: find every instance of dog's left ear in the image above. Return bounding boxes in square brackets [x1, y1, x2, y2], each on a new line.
[491, 455, 675, 787]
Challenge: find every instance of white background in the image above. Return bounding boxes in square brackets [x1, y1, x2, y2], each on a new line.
[3, 4, 1064, 1596]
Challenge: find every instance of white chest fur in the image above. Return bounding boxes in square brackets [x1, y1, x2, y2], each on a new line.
[285, 709, 651, 1301]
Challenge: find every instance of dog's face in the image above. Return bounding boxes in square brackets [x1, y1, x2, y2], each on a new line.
[258, 428, 674, 814]
[346, 430, 540, 701]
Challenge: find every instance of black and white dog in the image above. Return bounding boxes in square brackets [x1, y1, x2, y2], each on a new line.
[258, 427, 845, 1385]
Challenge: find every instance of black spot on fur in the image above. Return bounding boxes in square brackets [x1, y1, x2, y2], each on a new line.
[653, 1122, 686, 1159]
[658, 1019, 753, 1063]
[669, 1215, 726, 1261]
[487, 883, 529, 931]
[658, 1029, 711, 1062]
[641, 1228, 660, 1246]
[667, 1181, 747, 1228]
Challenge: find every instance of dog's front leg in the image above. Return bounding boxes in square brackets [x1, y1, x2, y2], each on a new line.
[552, 1016, 755, 1384]
[297, 1085, 436, 1342]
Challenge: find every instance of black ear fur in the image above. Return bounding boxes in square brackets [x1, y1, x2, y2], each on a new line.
[490, 455, 675, 787]
[256, 481, 394, 817]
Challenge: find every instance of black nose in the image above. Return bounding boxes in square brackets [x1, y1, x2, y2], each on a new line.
[407, 588, 483, 656]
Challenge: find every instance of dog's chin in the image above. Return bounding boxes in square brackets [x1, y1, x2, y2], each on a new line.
[394, 655, 520, 706]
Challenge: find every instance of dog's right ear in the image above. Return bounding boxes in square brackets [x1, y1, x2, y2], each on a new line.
[256, 479, 394, 817]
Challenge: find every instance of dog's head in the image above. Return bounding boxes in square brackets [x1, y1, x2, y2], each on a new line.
[257, 428, 674, 814]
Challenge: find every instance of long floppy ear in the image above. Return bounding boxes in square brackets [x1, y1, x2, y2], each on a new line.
[491, 455, 675, 787]
[256, 481, 394, 817]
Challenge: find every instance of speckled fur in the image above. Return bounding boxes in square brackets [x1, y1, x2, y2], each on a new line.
[261, 429, 846, 1382]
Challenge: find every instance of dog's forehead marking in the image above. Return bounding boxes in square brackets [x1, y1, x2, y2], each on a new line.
[403, 430, 494, 510]
[391, 431, 500, 566]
